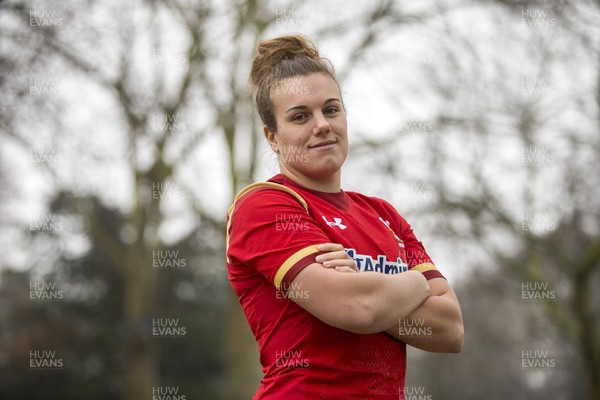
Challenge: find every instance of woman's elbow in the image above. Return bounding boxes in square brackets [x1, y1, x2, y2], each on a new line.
[340, 303, 381, 334]
[448, 322, 464, 353]
[333, 295, 393, 334]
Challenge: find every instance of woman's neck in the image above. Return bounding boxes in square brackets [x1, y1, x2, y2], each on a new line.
[280, 166, 341, 193]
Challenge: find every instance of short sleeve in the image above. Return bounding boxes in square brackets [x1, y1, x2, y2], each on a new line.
[395, 213, 445, 281]
[371, 198, 445, 281]
[226, 188, 330, 291]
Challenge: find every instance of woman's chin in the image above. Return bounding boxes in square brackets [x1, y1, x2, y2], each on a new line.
[302, 163, 343, 181]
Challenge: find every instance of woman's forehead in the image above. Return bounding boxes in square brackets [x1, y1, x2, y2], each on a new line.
[271, 73, 341, 110]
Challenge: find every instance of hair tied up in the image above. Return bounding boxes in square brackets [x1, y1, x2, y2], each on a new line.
[250, 35, 321, 88]
[249, 34, 339, 132]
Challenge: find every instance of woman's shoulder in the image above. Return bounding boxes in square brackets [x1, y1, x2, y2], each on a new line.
[228, 180, 309, 219]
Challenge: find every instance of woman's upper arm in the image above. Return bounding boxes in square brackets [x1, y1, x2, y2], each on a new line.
[288, 263, 430, 334]
[227, 189, 330, 285]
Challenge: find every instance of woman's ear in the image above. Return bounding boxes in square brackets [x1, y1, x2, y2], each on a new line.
[263, 125, 279, 153]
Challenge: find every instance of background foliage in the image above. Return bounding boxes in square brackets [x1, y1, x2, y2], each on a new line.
[0, 0, 599, 398]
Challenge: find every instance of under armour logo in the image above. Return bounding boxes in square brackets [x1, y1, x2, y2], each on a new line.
[322, 216, 347, 230]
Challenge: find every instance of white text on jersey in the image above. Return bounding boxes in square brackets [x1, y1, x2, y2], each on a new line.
[345, 248, 408, 274]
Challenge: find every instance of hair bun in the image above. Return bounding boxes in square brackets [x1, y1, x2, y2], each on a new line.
[250, 34, 321, 88]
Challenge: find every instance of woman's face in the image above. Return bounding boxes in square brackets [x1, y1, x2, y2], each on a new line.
[265, 72, 348, 185]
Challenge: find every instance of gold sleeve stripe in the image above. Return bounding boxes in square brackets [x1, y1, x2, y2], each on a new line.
[274, 245, 321, 291]
[412, 262, 437, 274]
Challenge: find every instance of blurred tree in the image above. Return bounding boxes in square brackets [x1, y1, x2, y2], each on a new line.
[0, 191, 228, 398]
[352, 0, 600, 397]
[1, 0, 598, 399]
[408, 264, 590, 400]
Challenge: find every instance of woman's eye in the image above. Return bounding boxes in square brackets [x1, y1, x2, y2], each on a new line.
[325, 107, 339, 115]
[292, 114, 307, 122]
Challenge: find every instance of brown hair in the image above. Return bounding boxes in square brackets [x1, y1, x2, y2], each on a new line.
[249, 34, 340, 132]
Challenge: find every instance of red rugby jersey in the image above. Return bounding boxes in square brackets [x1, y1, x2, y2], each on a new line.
[226, 174, 444, 399]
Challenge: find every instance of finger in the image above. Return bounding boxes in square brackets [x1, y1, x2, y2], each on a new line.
[315, 250, 351, 263]
[321, 259, 359, 272]
[316, 243, 345, 252]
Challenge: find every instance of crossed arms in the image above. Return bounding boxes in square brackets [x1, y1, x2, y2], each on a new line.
[288, 243, 464, 353]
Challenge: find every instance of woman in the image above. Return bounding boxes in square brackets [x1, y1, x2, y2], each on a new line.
[226, 34, 463, 399]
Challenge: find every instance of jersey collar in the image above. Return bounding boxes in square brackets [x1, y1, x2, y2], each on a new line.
[269, 174, 350, 211]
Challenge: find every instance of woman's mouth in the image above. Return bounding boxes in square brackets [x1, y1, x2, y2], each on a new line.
[308, 139, 337, 149]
